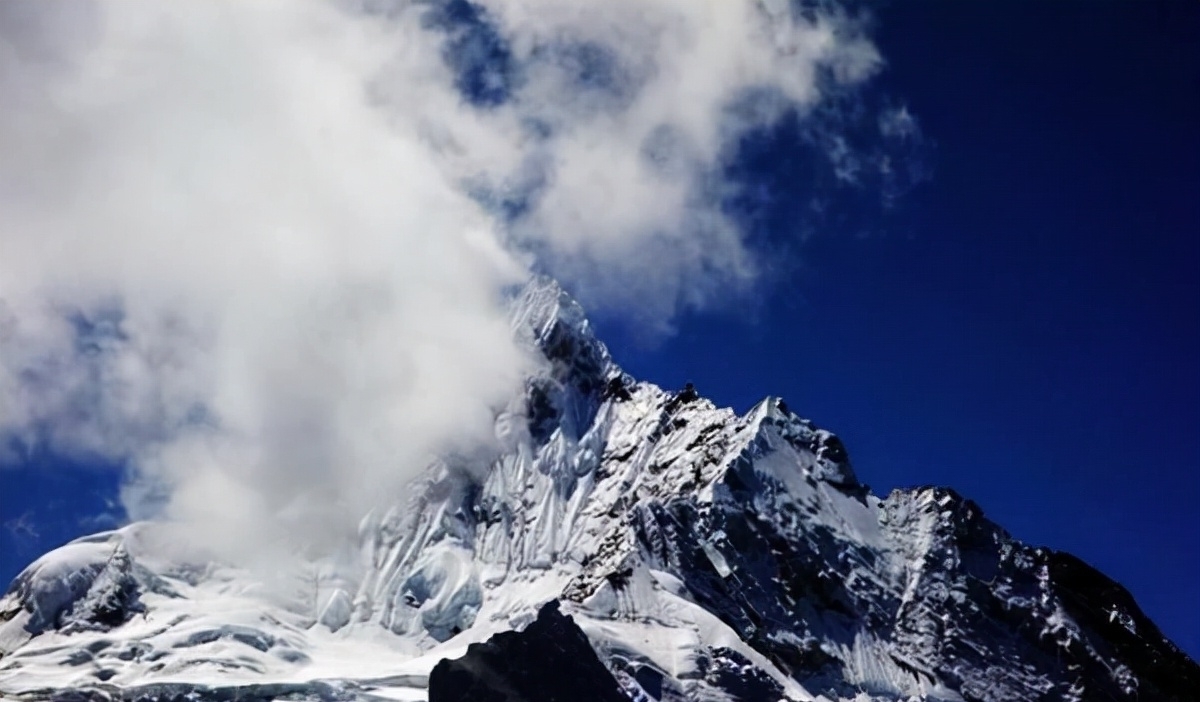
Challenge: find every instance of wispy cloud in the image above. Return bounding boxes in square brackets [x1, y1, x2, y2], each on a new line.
[0, 0, 896, 563]
[4, 511, 40, 544]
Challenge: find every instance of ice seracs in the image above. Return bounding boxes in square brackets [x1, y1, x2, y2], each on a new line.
[2, 277, 1196, 701]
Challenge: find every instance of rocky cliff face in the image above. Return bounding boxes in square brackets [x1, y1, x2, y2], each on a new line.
[427, 600, 629, 702]
[1, 278, 1195, 702]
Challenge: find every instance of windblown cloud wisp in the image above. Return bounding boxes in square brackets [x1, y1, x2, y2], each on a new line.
[0, 0, 883, 559]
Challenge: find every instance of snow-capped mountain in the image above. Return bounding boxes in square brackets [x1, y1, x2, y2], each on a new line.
[1, 278, 1196, 701]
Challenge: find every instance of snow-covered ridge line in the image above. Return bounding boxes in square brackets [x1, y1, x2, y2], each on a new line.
[2, 277, 1197, 702]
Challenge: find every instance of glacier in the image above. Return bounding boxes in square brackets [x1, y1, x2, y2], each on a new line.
[1, 278, 1196, 701]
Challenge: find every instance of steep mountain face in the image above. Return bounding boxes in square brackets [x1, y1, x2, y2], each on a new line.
[1, 278, 1196, 702]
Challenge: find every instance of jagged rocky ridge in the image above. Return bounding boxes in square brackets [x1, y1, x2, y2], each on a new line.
[0, 278, 1196, 702]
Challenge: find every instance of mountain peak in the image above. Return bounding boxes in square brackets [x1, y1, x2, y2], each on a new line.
[511, 276, 609, 371]
[1, 277, 1196, 701]
[511, 276, 586, 339]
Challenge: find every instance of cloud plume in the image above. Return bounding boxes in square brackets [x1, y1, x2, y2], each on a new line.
[0, 0, 885, 560]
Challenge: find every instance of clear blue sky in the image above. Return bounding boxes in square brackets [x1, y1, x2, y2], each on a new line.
[2, 0, 1197, 661]
[596, 0, 1200, 659]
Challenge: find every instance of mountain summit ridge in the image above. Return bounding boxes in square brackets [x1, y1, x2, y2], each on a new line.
[1, 278, 1196, 701]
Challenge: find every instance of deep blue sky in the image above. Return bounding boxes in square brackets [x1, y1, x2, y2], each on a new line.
[2, 0, 1197, 661]
[598, 1, 1200, 659]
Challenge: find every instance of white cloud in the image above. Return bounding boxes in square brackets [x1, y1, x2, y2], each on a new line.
[879, 105, 920, 141]
[0, 1, 532, 558]
[460, 0, 882, 326]
[0, 0, 885, 562]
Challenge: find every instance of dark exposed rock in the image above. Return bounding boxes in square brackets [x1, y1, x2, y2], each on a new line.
[1046, 550, 1200, 701]
[7, 542, 146, 638]
[662, 383, 698, 415]
[525, 378, 560, 446]
[602, 375, 634, 402]
[428, 601, 630, 702]
[62, 546, 145, 633]
[696, 647, 784, 702]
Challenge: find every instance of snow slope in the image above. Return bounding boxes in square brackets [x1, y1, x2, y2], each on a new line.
[1, 278, 1196, 701]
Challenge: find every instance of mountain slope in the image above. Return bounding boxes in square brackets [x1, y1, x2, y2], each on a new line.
[1, 278, 1195, 701]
